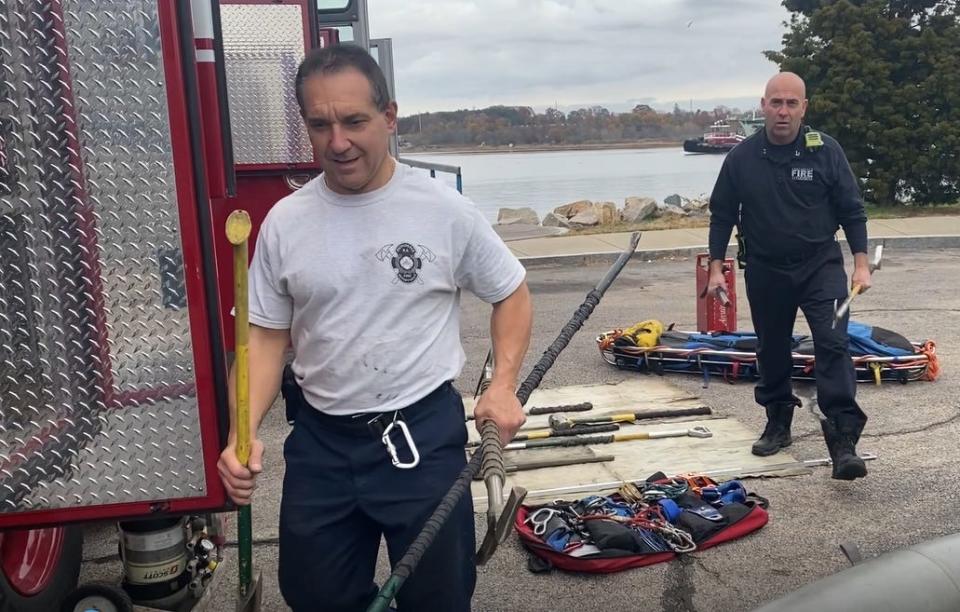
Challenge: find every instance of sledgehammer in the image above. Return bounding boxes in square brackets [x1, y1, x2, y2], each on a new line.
[833, 243, 884, 327]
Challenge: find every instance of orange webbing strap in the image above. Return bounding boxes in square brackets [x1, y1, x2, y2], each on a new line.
[921, 340, 941, 381]
[601, 331, 620, 350]
[677, 474, 717, 494]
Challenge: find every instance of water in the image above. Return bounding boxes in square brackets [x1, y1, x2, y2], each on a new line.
[402, 147, 726, 223]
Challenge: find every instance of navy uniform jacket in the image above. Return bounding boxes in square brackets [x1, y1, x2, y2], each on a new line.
[708, 127, 868, 263]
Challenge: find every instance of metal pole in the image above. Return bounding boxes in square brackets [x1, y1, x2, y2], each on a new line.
[226, 210, 254, 602]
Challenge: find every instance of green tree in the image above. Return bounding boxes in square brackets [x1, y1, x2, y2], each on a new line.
[767, 0, 960, 205]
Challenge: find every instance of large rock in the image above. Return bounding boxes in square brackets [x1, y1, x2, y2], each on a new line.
[683, 197, 710, 216]
[554, 200, 594, 218]
[568, 209, 601, 227]
[596, 201, 618, 225]
[684, 196, 709, 210]
[541, 212, 570, 228]
[660, 204, 688, 217]
[623, 196, 658, 223]
[497, 206, 539, 225]
[554, 198, 645, 227]
[663, 193, 683, 207]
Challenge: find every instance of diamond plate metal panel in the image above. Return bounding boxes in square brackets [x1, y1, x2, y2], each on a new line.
[0, 0, 207, 513]
[221, 3, 313, 165]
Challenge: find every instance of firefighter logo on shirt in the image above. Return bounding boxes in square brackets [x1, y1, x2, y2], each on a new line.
[375, 242, 437, 284]
[791, 167, 814, 181]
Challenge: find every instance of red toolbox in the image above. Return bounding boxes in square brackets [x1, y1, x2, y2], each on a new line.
[696, 254, 737, 332]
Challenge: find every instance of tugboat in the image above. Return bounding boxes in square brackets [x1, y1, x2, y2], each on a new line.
[683, 117, 763, 153]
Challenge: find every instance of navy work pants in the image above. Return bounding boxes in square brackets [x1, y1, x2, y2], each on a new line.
[745, 241, 867, 435]
[278, 382, 476, 612]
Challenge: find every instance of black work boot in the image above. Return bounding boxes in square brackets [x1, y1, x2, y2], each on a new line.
[821, 421, 867, 480]
[751, 402, 795, 456]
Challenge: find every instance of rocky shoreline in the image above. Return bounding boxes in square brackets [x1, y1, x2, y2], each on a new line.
[496, 193, 709, 233]
[401, 141, 680, 156]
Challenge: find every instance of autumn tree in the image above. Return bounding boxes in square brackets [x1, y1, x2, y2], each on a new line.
[397, 104, 754, 148]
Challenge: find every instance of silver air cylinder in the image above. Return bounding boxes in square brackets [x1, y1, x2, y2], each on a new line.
[118, 517, 190, 608]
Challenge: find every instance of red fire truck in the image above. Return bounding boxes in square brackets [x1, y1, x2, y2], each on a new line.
[0, 1, 419, 608]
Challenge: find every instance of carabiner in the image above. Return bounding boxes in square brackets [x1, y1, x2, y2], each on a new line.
[381, 419, 420, 469]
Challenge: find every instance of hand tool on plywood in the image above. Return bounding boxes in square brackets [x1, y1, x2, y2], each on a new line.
[547, 406, 712, 431]
[503, 426, 713, 451]
[468, 401, 593, 421]
[466, 423, 620, 448]
[469, 453, 616, 480]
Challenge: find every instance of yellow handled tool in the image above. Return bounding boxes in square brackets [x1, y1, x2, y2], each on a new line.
[502, 426, 712, 451]
[833, 243, 884, 328]
[226, 210, 263, 612]
[547, 406, 712, 431]
[226, 211, 252, 467]
[832, 284, 862, 327]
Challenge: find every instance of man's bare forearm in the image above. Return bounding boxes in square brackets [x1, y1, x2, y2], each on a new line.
[227, 324, 291, 440]
[489, 282, 533, 390]
[709, 259, 724, 276]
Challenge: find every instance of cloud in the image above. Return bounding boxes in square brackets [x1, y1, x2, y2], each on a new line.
[368, 0, 791, 113]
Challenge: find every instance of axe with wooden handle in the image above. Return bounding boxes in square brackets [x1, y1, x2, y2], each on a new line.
[833, 243, 884, 328]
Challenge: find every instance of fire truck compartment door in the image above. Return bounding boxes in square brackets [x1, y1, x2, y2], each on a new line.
[0, 0, 229, 527]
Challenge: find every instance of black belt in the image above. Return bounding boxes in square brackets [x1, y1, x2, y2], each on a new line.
[756, 242, 834, 266]
[310, 381, 452, 438]
[355, 410, 405, 438]
[309, 406, 407, 438]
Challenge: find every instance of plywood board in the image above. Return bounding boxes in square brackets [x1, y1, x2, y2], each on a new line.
[465, 379, 803, 511]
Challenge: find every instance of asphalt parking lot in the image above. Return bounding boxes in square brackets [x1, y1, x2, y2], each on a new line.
[79, 246, 960, 611]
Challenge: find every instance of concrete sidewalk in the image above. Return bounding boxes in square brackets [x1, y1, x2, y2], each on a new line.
[503, 215, 960, 265]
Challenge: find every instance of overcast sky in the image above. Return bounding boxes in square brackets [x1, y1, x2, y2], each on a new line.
[368, 0, 792, 115]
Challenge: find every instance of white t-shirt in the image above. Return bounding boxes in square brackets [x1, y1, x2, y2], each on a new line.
[247, 163, 526, 416]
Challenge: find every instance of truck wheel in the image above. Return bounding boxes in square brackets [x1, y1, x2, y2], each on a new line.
[59, 582, 134, 612]
[0, 526, 82, 612]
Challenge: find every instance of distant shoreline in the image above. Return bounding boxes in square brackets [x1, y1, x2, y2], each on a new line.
[400, 140, 682, 156]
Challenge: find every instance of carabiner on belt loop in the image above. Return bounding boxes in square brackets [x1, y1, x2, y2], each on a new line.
[381, 418, 420, 469]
